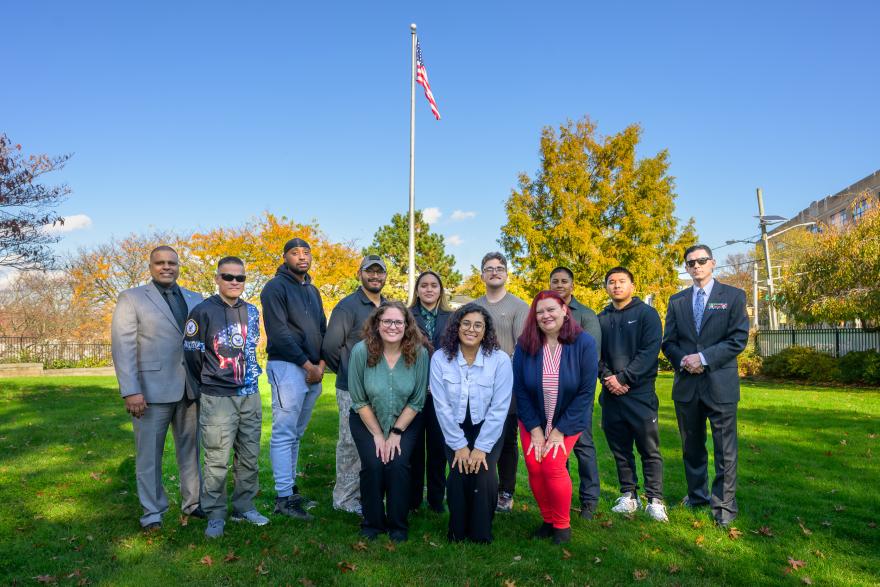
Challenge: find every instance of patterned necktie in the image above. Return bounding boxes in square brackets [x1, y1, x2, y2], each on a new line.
[694, 288, 706, 335]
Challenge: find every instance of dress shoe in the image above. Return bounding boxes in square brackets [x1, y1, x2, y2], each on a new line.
[552, 527, 572, 544]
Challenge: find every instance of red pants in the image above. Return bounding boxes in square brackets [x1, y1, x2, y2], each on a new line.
[519, 422, 581, 529]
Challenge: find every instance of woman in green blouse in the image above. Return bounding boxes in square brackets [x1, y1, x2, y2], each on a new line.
[348, 300, 428, 541]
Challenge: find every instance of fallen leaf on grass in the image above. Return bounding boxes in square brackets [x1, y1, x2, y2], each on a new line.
[351, 541, 368, 552]
[520, 504, 529, 512]
[179, 515, 189, 527]
[199, 555, 213, 567]
[383, 542, 396, 552]
[802, 577, 813, 584]
[187, 543, 196, 550]
[562, 548, 572, 560]
[223, 551, 240, 563]
[695, 535, 705, 546]
[512, 555, 522, 561]
[600, 519, 613, 528]
[34, 575, 57, 584]
[754, 526, 774, 537]
[785, 557, 807, 573]
[89, 472, 101, 481]
[503, 580, 516, 587]
[834, 504, 846, 512]
[633, 569, 648, 581]
[668, 564, 681, 575]
[66, 570, 82, 579]
[798, 522, 812, 536]
[639, 533, 653, 542]
[868, 522, 877, 529]
[337, 561, 357, 573]
[692, 520, 704, 529]
[593, 557, 602, 564]
[728, 527, 743, 540]
[543, 574, 553, 583]
[299, 579, 315, 587]
[839, 439, 847, 446]
[812, 550, 825, 559]
[293, 546, 301, 556]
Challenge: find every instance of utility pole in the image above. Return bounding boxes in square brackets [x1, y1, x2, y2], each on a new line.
[756, 188, 777, 329]
[752, 261, 759, 330]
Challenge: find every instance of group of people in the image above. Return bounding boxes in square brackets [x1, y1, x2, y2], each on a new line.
[111, 238, 749, 545]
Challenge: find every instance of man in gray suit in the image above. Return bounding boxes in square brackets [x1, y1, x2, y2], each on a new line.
[111, 246, 205, 530]
[661, 244, 749, 527]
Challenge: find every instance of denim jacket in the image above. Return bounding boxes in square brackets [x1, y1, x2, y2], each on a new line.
[429, 348, 513, 452]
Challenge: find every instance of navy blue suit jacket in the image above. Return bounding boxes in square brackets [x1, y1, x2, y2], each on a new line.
[661, 281, 749, 404]
[513, 331, 598, 436]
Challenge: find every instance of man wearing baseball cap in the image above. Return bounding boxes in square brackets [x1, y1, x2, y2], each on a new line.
[322, 254, 388, 515]
[261, 238, 327, 520]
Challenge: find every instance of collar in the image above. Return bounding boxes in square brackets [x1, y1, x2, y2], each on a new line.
[693, 278, 716, 298]
[356, 287, 384, 306]
[568, 296, 585, 310]
[152, 280, 180, 294]
[418, 303, 438, 317]
[456, 348, 485, 368]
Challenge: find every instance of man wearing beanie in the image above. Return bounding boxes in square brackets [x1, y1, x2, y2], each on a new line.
[261, 238, 327, 520]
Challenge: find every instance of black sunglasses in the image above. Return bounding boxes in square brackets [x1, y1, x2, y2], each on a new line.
[219, 273, 246, 283]
[685, 257, 712, 268]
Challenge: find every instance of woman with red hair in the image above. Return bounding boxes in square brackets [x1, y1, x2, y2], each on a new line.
[513, 290, 598, 544]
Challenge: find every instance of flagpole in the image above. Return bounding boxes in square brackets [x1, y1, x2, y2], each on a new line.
[408, 23, 417, 303]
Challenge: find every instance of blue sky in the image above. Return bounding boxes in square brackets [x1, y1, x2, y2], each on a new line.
[4, 0, 878, 274]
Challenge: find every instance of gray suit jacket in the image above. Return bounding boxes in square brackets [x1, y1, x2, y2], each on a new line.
[111, 282, 204, 402]
[661, 281, 749, 405]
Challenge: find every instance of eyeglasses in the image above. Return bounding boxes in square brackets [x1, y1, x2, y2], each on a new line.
[685, 257, 712, 268]
[219, 273, 246, 282]
[482, 266, 506, 274]
[379, 319, 405, 329]
[363, 269, 386, 276]
[459, 321, 485, 332]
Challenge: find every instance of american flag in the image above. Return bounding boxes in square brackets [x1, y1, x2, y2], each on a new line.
[416, 41, 441, 120]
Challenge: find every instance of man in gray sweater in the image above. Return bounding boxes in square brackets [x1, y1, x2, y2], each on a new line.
[473, 252, 529, 512]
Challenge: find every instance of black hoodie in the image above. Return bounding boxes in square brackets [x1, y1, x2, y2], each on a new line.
[597, 296, 662, 395]
[260, 265, 326, 366]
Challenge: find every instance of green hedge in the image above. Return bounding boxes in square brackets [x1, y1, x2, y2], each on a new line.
[761, 346, 880, 385]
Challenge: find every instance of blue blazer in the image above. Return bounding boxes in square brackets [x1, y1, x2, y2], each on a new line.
[513, 331, 598, 436]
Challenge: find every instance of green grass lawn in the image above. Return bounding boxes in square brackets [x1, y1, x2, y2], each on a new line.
[0, 374, 878, 586]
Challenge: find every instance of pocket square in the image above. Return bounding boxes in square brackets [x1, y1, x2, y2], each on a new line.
[706, 303, 728, 310]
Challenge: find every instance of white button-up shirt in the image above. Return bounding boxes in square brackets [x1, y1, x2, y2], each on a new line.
[429, 347, 513, 452]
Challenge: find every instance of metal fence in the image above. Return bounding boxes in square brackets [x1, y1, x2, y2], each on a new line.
[0, 336, 113, 368]
[756, 328, 880, 358]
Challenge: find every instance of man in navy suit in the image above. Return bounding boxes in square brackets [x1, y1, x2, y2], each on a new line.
[661, 244, 749, 526]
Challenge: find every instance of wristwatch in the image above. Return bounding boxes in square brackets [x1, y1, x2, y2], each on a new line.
[390, 426, 404, 436]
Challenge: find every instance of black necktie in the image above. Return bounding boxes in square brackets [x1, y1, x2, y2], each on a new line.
[163, 289, 187, 331]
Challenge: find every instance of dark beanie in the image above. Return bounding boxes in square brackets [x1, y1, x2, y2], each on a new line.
[284, 238, 311, 254]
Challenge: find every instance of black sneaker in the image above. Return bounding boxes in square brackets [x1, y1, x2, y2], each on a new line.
[291, 493, 318, 510]
[187, 506, 207, 519]
[579, 502, 597, 520]
[552, 527, 572, 544]
[532, 522, 554, 539]
[274, 496, 314, 521]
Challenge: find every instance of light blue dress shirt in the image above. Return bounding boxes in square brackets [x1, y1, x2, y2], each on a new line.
[429, 347, 513, 453]
[692, 278, 715, 366]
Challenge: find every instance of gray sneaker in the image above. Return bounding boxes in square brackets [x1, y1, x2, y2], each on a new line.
[205, 519, 225, 539]
[231, 509, 270, 526]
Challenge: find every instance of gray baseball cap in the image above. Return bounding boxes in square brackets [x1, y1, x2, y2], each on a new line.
[359, 254, 387, 272]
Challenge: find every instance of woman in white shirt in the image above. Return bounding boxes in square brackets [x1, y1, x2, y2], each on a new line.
[429, 303, 513, 543]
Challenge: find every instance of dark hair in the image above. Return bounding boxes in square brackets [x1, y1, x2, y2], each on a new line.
[517, 290, 583, 356]
[438, 303, 500, 361]
[550, 266, 574, 281]
[604, 266, 634, 284]
[409, 270, 452, 312]
[481, 251, 507, 269]
[684, 244, 713, 260]
[217, 256, 245, 270]
[362, 301, 425, 368]
[149, 245, 177, 260]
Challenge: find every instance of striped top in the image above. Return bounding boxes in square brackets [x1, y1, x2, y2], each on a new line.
[542, 342, 563, 436]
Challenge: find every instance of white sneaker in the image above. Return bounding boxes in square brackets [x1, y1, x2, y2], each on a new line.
[645, 498, 669, 522]
[231, 509, 270, 526]
[611, 492, 641, 514]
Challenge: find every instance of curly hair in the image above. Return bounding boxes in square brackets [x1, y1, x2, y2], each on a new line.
[438, 303, 501, 361]
[362, 300, 426, 368]
[517, 290, 583, 356]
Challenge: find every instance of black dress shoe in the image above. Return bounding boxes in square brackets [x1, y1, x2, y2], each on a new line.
[681, 496, 710, 508]
[389, 530, 408, 543]
[714, 513, 737, 527]
[579, 502, 597, 520]
[187, 507, 207, 519]
[552, 527, 572, 544]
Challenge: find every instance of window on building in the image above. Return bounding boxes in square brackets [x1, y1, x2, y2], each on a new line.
[852, 198, 869, 221]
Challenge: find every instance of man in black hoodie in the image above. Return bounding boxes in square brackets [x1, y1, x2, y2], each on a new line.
[261, 238, 327, 521]
[597, 266, 667, 522]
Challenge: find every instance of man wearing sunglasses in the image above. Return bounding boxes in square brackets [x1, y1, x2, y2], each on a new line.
[184, 257, 266, 538]
[661, 244, 749, 527]
[261, 238, 328, 521]
[322, 254, 388, 515]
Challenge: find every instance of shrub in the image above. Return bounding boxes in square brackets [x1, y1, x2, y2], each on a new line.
[760, 345, 839, 382]
[838, 350, 880, 385]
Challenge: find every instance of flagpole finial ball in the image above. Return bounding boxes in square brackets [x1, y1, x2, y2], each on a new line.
[410, 23, 417, 32]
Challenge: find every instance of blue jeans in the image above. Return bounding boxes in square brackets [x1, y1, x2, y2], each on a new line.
[268, 361, 322, 497]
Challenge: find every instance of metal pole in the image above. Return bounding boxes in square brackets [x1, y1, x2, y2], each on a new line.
[756, 188, 777, 329]
[408, 24, 417, 303]
[752, 261, 759, 330]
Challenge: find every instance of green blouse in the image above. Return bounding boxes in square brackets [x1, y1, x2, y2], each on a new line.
[347, 340, 428, 438]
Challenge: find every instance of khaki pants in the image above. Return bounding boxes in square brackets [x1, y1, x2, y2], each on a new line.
[200, 393, 262, 519]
